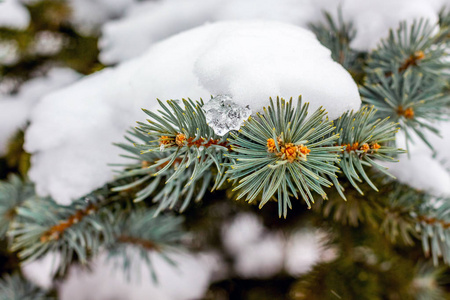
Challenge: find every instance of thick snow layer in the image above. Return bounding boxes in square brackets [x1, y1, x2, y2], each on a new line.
[25, 21, 360, 204]
[0, 68, 80, 155]
[58, 250, 217, 300]
[0, 0, 30, 29]
[21, 252, 60, 290]
[98, 0, 341, 64]
[98, 0, 444, 63]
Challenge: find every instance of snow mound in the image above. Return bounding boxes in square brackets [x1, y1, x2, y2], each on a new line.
[0, 0, 30, 29]
[0, 68, 80, 155]
[98, 0, 340, 64]
[25, 21, 360, 204]
[98, 0, 444, 64]
[58, 250, 216, 300]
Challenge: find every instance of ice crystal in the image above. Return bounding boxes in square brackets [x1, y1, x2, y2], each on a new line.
[202, 95, 252, 136]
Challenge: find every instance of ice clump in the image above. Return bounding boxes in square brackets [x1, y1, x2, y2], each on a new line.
[25, 21, 360, 204]
[202, 95, 252, 136]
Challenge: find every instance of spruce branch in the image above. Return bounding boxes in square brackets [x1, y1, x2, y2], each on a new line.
[412, 262, 448, 300]
[366, 19, 450, 79]
[107, 206, 185, 281]
[8, 186, 116, 274]
[0, 175, 34, 238]
[379, 184, 420, 246]
[0, 273, 50, 300]
[414, 199, 450, 265]
[331, 106, 404, 197]
[309, 9, 359, 69]
[226, 97, 341, 218]
[113, 128, 216, 214]
[360, 69, 450, 150]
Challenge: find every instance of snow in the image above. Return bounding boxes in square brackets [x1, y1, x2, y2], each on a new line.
[0, 0, 30, 30]
[339, 0, 441, 51]
[234, 232, 285, 278]
[58, 250, 217, 300]
[98, 0, 444, 64]
[382, 126, 450, 197]
[222, 213, 333, 278]
[98, 0, 340, 64]
[0, 40, 19, 66]
[383, 153, 450, 197]
[0, 68, 80, 155]
[285, 230, 336, 276]
[21, 252, 60, 290]
[221, 213, 265, 255]
[25, 20, 360, 204]
[66, 0, 135, 34]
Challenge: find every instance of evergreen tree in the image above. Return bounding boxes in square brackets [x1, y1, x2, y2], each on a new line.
[1, 1, 450, 299]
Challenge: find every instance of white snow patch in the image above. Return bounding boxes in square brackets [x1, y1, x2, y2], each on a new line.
[25, 21, 360, 204]
[0, 40, 19, 66]
[98, 0, 444, 63]
[98, 0, 341, 64]
[339, 0, 441, 51]
[21, 252, 60, 290]
[0, 68, 80, 156]
[66, 0, 135, 34]
[58, 250, 216, 300]
[384, 153, 450, 197]
[285, 229, 335, 276]
[222, 213, 335, 278]
[0, 0, 30, 29]
[234, 232, 285, 278]
[222, 213, 265, 255]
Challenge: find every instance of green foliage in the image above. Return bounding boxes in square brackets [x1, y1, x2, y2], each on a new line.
[412, 262, 448, 300]
[365, 19, 450, 80]
[107, 205, 185, 281]
[226, 97, 340, 218]
[0, 175, 34, 238]
[113, 98, 228, 213]
[0, 273, 50, 300]
[414, 198, 450, 265]
[309, 10, 359, 70]
[332, 106, 402, 196]
[360, 69, 450, 149]
[9, 193, 113, 274]
[117, 97, 404, 218]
